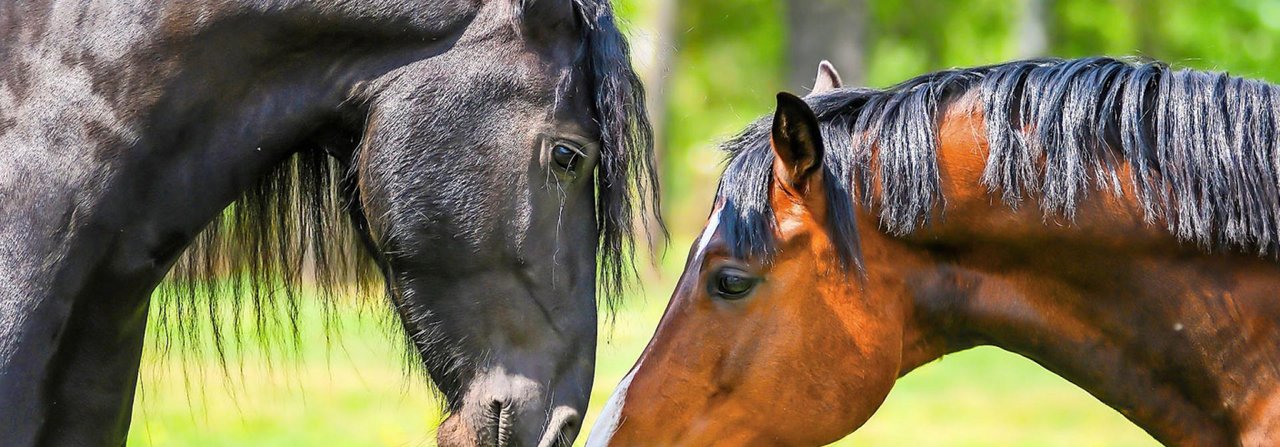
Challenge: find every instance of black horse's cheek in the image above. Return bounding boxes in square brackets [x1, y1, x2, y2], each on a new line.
[344, 2, 647, 445]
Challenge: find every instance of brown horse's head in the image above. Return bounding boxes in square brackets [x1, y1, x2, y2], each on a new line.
[588, 70, 912, 446]
[590, 55, 1280, 447]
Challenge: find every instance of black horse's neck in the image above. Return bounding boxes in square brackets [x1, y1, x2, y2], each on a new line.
[900, 244, 1280, 446]
[0, 2, 477, 444]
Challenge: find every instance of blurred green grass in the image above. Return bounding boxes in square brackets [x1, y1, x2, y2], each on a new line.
[128, 243, 1158, 446]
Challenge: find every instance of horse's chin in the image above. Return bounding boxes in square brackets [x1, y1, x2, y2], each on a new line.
[435, 413, 478, 447]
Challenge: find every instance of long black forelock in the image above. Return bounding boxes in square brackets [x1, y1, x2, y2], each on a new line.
[571, 0, 663, 314]
[718, 57, 1280, 272]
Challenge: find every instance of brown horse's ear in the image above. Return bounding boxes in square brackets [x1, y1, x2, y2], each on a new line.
[811, 60, 843, 95]
[771, 92, 825, 196]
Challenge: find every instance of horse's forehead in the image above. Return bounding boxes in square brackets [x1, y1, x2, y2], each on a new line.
[464, 3, 603, 135]
[553, 69, 600, 132]
[695, 207, 725, 257]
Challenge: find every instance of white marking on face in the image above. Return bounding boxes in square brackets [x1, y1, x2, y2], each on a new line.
[694, 207, 723, 259]
[584, 363, 640, 446]
[584, 206, 721, 445]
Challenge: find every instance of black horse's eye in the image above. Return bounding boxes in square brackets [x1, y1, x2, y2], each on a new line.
[713, 269, 758, 300]
[552, 143, 581, 171]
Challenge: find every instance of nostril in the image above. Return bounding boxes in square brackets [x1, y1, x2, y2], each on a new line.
[554, 418, 579, 447]
[487, 400, 515, 447]
[561, 412, 581, 432]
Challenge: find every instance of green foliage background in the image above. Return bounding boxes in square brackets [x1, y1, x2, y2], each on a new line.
[658, 0, 1280, 234]
[128, 1, 1280, 445]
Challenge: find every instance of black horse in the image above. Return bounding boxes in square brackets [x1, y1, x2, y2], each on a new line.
[0, 1, 657, 445]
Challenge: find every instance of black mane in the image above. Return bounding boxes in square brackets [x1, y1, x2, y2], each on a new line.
[573, 0, 663, 310]
[159, 0, 658, 356]
[718, 57, 1280, 271]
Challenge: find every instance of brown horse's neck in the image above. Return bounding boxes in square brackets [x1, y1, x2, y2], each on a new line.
[883, 102, 1280, 446]
[897, 250, 1280, 446]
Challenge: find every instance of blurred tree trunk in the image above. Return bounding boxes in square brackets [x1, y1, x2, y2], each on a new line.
[645, 0, 678, 157]
[644, 0, 679, 246]
[784, 0, 866, 90]
[1018, 0, 1051, 58]
[1124, 0, 1161, 57]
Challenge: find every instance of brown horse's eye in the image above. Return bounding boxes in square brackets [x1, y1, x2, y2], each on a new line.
[552, 143, 582, 171]
[713, 269, 758, 300]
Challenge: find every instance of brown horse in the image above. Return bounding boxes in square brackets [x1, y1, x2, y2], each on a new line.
[587, 58, 1280, 446]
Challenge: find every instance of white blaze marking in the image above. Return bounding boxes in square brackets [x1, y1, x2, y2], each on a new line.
[585, 365, 639, 446]
[585, 207, 721, 445]
[694, 207, 723, 258]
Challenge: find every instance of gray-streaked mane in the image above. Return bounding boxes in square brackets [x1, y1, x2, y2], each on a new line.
[718, 57, 1280, 270]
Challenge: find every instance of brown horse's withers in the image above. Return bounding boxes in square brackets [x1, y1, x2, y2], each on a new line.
[588, 59, 1280, 446]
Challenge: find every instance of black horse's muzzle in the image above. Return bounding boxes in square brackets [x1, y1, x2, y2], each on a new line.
[436, 366, 589, 447]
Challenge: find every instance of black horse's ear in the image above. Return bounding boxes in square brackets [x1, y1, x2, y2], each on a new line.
[770, 92, 825, 195]
[812, 60, 843, 95]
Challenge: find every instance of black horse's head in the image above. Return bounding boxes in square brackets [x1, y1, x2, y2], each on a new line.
[349, 1, 654, 445]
